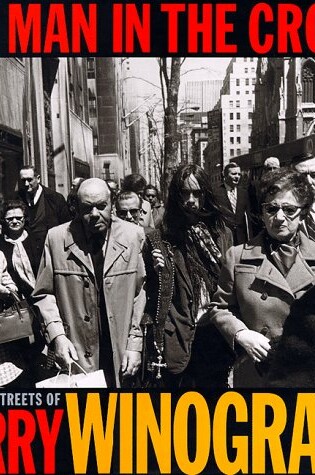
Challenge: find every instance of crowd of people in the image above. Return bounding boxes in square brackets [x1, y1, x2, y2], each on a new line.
[0, 156, 315, 388]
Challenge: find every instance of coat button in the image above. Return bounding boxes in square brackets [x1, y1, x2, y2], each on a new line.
[84, 280, 89, 288]
[261, 292, 268, 300]
[84, 351, 92, 358]
[84, 315, 90, 322]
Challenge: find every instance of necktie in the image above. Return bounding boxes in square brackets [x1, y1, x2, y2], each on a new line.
[306, 214, 315, 241]
[229, 189, 237, 213]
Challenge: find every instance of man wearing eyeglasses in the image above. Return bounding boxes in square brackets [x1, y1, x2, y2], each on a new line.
[116, 191, 142, 226]
[33, 178, 146, 388]
[292, 152, 315, 240]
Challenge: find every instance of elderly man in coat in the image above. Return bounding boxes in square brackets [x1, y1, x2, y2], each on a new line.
[33, 178, 146, 388]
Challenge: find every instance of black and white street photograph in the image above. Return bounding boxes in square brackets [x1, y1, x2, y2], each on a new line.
[0, 57, 315, 389]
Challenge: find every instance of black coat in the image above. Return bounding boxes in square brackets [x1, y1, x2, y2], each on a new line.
[214, 184, 252, 245]
[266, 284, 315, 387]
[18, 185, 70, 270]
[143, 226, 235, 388]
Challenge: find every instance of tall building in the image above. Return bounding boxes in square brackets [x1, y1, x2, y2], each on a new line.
[204, 58, 258, 183]
[87, 58, 129, 185]
[184, 80, 223, 112]
[0, 58, 93, 201]
[251, 57, 315, 152]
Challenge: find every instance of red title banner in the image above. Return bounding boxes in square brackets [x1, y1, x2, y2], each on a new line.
[1, 1, 315, 56]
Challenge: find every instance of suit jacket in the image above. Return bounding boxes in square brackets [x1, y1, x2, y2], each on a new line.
[33, 216, 146, 387]
[19, 185, 70, 229]
[214, 184, 252, 245]
[209, 231, 315, 387]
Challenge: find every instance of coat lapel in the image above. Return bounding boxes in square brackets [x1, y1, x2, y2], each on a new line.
[64, 221, 95, 276]
[241, 232, 315, 296]
[103, 218, 128, 275]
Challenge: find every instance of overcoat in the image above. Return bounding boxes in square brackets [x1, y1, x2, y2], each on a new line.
[209, 231, 315, 387]
[33, 216, 146, 387]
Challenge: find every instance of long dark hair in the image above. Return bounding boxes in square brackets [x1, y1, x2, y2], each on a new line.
[163, 164, 224, 245]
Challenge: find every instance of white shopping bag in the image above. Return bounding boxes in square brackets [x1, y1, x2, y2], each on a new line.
[36, 360, 107, 388]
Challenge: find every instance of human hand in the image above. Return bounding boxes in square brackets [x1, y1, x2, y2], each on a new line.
[121, 350, 141, 378]
[235, 329, 271, 363]
[152, 249, 165, 272]
[53, 335, 78, 367]
[0, 285, 11, 298]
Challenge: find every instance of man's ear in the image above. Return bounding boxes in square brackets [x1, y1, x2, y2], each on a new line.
[37, 175, 41, 183]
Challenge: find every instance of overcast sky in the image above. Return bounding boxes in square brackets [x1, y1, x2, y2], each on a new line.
[128, 57, 231, 97]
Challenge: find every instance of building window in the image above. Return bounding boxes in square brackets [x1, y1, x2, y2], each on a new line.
[237, 124, 241, 132]
[236, 91, 240, 95]
[237, 137, 241, 144]
[230, 112, 233, 120]
[252, 78, 256, 85]
[230, 149, 234, 156]
[230, 125, 234, 132]
[250, 58, 254, 62]
[236, 112, 240, 120]
[302, 61, 315, 102]
[244, 58, 247, 62]
[102, 163, 111, 180]
[248, 112, 253, 119]
[230, 137, 234, 144]
[229, 100, 233, 107]
[249, 137, 251, 143]
[236, 100, 240, 108]
[248, 100, 252, 106]
[237, 149, 241, 155]
[236, 79, 240, 86]
[248, 123, 252, 131]
[245, 68, 248, 73]
[251, 67, 255, 72]
[245, 78, 249, 86]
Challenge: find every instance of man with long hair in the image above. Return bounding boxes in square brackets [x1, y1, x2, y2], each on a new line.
[143, 164, 234, 388]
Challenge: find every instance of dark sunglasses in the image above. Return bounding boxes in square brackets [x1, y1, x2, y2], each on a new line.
[5, 216, 24, 222]
[262, 203, 302, 218]
[117, 208, 140, 218]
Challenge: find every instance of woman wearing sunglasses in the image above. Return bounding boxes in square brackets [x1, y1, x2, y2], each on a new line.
[209, 168, 315, 387]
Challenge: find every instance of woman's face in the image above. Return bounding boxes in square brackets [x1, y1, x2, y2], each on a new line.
[262, 190, 304, 242]
[5, 207, 25, 236]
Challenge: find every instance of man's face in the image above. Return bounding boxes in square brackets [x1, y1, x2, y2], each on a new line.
[144, 188, 158, 207]
[225, 166, 241, 188]
[294, 157, 315, 191]
[19, 169, 40, 195]
[116, 195, 141, 224]
[181, 174, 204, 212]
[77, 182, 112, 235]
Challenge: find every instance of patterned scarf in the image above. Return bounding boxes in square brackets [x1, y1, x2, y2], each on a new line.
[185, 221, 222, 316]
[268, 232, 300, 276]
[4, 230, 36, 290]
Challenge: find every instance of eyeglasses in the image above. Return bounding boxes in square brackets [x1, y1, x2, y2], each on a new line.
[262, 203, 303, 218]
[117, 209, 140, 219]
[145, 194, 156, 198]
[5, 216, 24, 222]
[301, 171, 315, 179]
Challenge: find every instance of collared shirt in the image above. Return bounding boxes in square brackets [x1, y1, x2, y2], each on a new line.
[26, 184, 43, 206]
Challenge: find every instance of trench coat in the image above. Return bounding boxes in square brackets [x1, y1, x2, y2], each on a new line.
[33, 216, 146, 387]
[209, 231, 315, 387]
